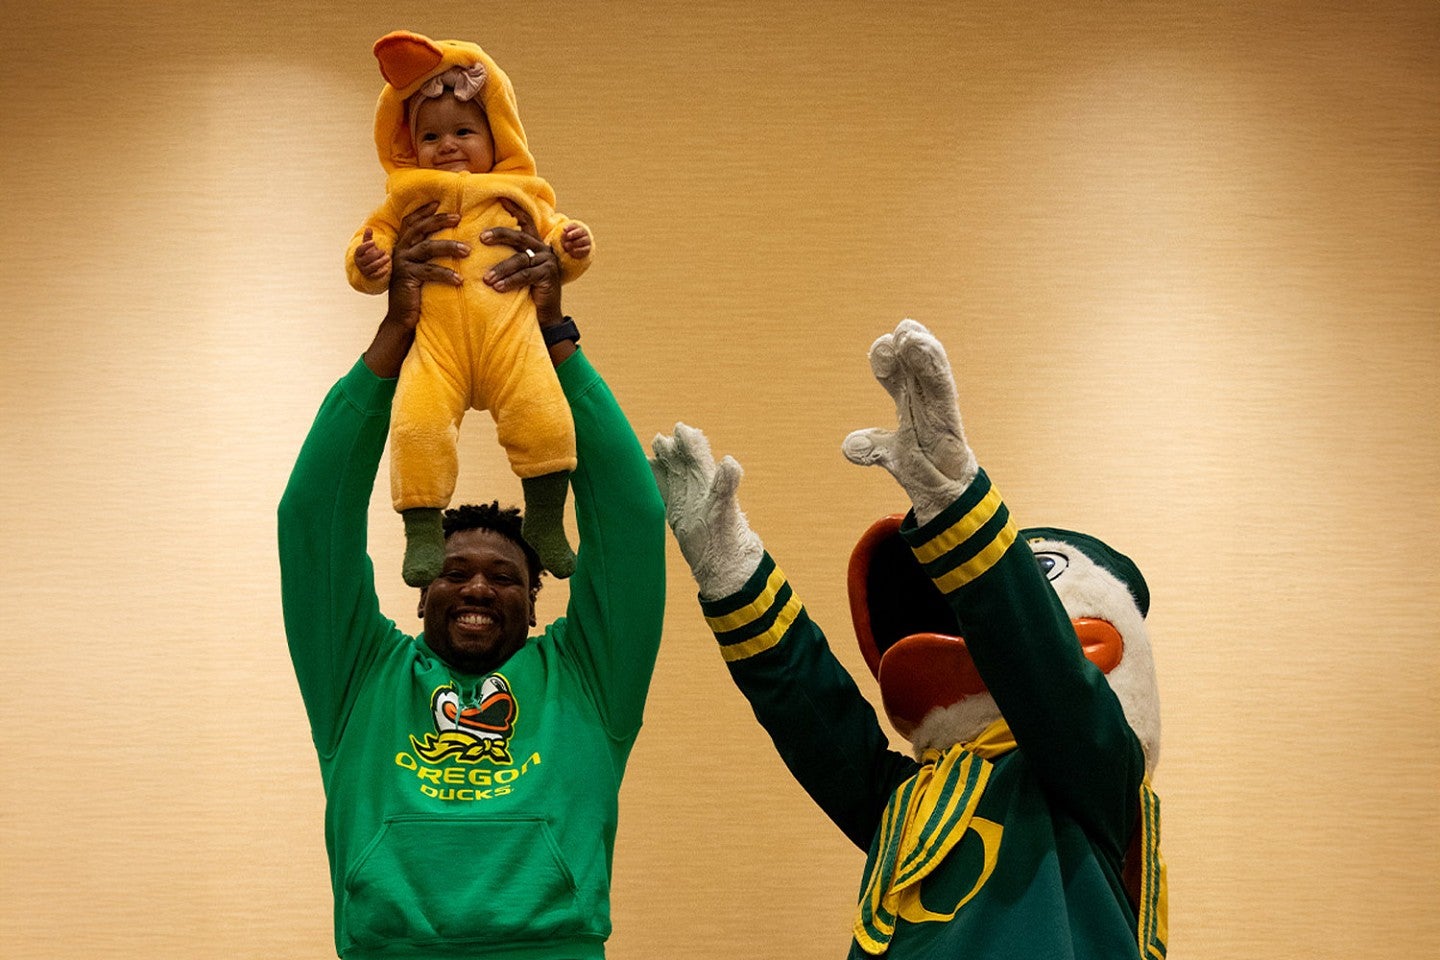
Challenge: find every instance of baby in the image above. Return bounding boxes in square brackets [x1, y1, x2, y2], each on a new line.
[346, 30, 592, 584]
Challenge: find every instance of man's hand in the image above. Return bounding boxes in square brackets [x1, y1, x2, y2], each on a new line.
[354, 228, 392, 283]
[650, 423, 764, 600]
[363, 202, 467, 378]
[842, 319, 979, 526]
[483, 198, 564, 329]
[385, 202, 468, 332]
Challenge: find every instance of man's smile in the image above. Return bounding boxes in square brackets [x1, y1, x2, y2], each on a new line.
[453, 609, 498, 630]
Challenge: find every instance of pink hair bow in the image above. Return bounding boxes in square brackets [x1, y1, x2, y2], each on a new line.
[418, 63, 488, 103]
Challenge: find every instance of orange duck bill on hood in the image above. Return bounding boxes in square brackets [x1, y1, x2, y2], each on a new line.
[849, 514, 1124, 737]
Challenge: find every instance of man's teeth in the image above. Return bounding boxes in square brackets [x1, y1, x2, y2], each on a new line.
[457, 613, 495, 627]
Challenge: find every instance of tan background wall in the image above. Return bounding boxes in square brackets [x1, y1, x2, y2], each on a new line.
[2, 1, 1436, 957]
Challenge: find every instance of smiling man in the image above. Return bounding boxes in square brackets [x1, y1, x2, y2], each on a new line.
[420, 504, 543, 676]
[279, 203, 664, 960]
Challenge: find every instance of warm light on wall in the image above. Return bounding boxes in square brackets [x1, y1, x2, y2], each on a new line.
[1, 3, 1436, 959]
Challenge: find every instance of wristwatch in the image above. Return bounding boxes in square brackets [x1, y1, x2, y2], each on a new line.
[542, 316, 581, 347]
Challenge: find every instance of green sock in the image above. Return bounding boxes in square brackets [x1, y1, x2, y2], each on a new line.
[401, 507, 445, 587]
[521, 471, 576, 579]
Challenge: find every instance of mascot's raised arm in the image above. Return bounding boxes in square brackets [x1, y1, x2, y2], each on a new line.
[650, 319, 1167, 959]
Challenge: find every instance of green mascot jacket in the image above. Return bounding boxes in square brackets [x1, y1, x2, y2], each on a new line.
[698, 469, 1167, 959]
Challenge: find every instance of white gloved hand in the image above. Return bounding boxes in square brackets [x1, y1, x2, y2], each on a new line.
[650, 423, 765, 600]
[842, 319, 979, 526]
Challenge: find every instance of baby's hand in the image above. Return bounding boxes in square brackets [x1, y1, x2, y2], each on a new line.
[355, 228, 392, 282]
[560, 223, 592, 260]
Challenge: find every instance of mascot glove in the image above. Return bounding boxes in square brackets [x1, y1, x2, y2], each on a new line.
[842, 319, 979, 526]
[650, 423, 765, 600]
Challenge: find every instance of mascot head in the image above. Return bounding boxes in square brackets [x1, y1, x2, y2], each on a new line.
[849, 516, 1160, 774]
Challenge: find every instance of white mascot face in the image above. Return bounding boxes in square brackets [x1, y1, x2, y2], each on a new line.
[1028, 538, 1161, 775]
[909, 538, 1160, 775]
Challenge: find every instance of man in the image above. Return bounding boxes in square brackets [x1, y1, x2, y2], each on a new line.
[650, 320, 1166, 958]
[279, 201, 665, 960]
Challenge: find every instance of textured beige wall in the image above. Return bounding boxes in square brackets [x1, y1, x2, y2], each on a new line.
[2, 1, 1436, 957]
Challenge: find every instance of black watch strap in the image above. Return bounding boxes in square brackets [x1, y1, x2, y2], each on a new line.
[542, 316, 581, 347]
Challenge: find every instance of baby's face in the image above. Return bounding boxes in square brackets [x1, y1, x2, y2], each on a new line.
[412, 96, 494, 174]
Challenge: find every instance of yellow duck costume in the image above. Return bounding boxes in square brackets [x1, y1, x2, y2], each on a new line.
[345, 30, 592, 584]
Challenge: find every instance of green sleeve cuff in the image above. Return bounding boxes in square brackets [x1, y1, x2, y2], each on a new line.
[698, 554, 805, 664]
[556, 345, 599, 399]
[897, 469, 1019, 597]
[699, 552, 777, 617]
[340, 356, 399, 417]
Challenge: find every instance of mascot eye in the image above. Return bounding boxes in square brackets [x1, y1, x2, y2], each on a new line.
[1033, 551, 1068, 581]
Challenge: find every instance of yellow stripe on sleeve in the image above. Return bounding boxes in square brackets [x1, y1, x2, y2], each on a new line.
[932, 521, 1018, 594]
[717, 593, 803, 662]
[704, 565, 788, 634]
[911, 485, 1005, 564]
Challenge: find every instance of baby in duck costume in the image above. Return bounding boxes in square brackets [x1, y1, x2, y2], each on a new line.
[346, 30, 593, 584]
[650, 320, 1167, 958]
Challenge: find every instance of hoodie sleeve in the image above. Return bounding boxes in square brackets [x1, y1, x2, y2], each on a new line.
[550, 348, 665, 745]
[699, 553, 920, 851]
[277, 359, 407, 755]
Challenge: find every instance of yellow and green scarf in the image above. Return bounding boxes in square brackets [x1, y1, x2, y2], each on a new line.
[853, 720, 1167, 958]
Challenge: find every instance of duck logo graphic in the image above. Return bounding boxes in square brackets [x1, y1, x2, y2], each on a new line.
[409, 674, 518, 764]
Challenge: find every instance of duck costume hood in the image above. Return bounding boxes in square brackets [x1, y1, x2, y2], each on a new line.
[372, 31, 540, 179]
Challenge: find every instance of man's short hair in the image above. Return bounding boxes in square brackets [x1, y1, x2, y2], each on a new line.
[442, 501, 545, 592]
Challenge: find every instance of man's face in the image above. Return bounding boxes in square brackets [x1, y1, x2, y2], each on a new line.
[420, 528, 536, 674]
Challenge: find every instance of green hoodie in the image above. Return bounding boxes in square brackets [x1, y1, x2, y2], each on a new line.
[278, 349, 664, 959]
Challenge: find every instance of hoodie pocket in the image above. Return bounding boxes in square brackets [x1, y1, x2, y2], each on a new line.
[342, 813, 584, 949]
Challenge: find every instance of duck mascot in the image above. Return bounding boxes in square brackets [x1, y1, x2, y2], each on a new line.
[650, 320, 1167, 958]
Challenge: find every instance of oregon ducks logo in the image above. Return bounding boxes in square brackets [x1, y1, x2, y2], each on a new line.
[894, 817, 1003, 925]
[409, 674, 517, 764]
